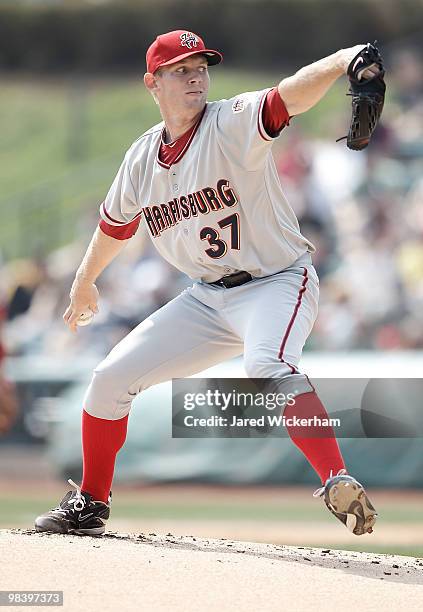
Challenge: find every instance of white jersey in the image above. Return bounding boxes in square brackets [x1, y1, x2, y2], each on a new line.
[100, 87, 315, 283]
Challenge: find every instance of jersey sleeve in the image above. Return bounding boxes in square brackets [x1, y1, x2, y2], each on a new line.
[262, 87, 292, 137]
[216, 87, 291, 170]
[98, 217, 141, 240]
[99, 152, 142, 232]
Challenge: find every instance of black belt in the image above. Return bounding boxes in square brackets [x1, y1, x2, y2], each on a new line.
[209, 270, 253, 288]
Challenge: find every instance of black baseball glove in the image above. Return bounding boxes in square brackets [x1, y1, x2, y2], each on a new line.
[337, 42, 386, 151]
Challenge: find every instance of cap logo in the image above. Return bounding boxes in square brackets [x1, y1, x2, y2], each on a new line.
[180, 32, 199, 50]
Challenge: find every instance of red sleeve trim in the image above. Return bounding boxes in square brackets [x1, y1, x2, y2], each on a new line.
[99, 217, 141, 240]
[257, 90, 273, 142]
[101, 201, 126, 225]
[261, 87, 291, 138]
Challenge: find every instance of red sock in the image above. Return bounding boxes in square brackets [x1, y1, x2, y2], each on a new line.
[283, 391, 346, 484]
[81, 409, 128, 503]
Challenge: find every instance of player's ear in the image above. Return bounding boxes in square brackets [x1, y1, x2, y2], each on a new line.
[144, 72, 161, 106]
[144, 72, 160, 95]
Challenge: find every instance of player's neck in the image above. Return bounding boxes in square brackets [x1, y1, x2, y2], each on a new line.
[162, 108, 204, 144]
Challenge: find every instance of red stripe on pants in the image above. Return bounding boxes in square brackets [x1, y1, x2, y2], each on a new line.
[278, 267, 308, 373]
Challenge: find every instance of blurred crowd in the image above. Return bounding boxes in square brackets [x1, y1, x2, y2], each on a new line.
[282, 47, 423, 351]
[1, 47, 422, 362]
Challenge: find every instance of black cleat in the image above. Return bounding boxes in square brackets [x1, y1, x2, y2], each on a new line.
[313, 469, 377, 535]
[35, 479, 111, 536]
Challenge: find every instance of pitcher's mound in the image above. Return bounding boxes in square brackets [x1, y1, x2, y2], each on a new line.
[1, 529, 423, 611]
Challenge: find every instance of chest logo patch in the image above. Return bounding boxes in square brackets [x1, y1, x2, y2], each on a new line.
[232, 98, 245, 113]
[180, 32, 199, 50]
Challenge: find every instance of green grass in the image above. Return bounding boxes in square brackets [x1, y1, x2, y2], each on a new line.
[2, 493, 423, 558]
[0, 71, 345, 260]
[0, 71, 278, 198]
[1, 495, 423, 524]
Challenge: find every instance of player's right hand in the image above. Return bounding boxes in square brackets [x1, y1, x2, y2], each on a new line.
[63, 281, 99, 333]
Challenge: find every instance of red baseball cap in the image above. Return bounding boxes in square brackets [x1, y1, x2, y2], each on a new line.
[146, 30, 223, 74]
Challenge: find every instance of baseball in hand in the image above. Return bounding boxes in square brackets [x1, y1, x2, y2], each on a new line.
[76, 310, 95, 327]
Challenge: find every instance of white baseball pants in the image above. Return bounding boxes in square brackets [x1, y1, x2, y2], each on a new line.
[83, 252, 319, 420]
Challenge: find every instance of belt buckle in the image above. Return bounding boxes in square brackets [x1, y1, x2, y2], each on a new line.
[211, 277, 225, 287]
[226, 272, 249, 288]
[212, 271, 252, 288]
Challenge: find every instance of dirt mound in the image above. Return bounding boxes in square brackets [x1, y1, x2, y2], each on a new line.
[1, 529, 422, 611]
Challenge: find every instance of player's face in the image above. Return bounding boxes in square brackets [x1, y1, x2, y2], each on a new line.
[154, 55, 210, 114]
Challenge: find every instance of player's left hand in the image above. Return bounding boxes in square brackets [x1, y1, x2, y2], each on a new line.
[336, 42, 386, 150]
[338, 44, 382, 80]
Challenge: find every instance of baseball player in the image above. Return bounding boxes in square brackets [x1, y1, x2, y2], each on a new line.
[35, 30, 379, 537]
